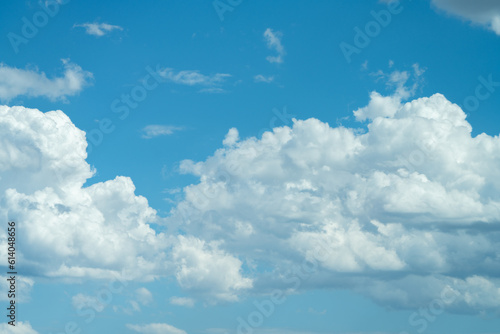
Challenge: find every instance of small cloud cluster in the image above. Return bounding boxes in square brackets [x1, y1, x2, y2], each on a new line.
[74, 22, 123, 36]
[254, 74, 275, 83]
[355, 64, 425, 121]
[141, 125, 183, 139]
[264, 28, 285, 64]
[159, 68, 230, 93]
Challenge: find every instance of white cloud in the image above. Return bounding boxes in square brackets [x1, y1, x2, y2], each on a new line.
[157, 68, 231, 93]
[135, 287, 153, 305]
[0, 105, 166, 282]
[0, 104, 251, 303]
[254, 74, 275, 83]
[5, 67, 500, 314]
[199, 87, 226, 94]
[0, 322, 39, 334]
[431, 0, 500, 35]
[355, 64, 424, 121]
[361, 60, 368, 70]
[264, 28, 285, 64]
[172, 236, 253, 302]
[127, 323, 187, 334]
[74, 22, 123, 36]
[168, 78, 500, 313]
[142, 125, 183, 139]
[222, 128, 239, 146]
[170, 296, 195, 307]
[0, 60, 92, 102]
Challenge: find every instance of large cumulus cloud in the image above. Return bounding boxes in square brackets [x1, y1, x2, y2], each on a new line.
[168, 91, 500, 313]
[2, 86, 500, 314]
[0, 105, 251, 301]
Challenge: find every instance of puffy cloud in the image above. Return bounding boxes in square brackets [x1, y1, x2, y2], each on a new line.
[4, 173, 166, 281]
[74, 22, 123, 36]
[127, 323, 187, 334]
[354, 91, 401, 121]
[168, 88, 500, 313]
[142, 125, 183, 139]
[4, 73, 500, 314]
[0, 104, 251, 303]
[0, 322, 39, 334]
[222, 128, 239, 146]
[431, 0, 500, 35]
[0, 60, 92, 102]
[172, 236, 253, 302]
[264, 28, 285, 64]
[355, 64, 424, 121]
[0, 105, 167, 280]
[0, 107, 161, 280]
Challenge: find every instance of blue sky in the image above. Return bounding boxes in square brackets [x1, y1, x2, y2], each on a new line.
[1, 0, 500, 333]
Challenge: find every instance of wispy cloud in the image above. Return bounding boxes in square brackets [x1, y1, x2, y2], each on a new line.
[72, 293, 104, 312]
[141, 125, 183, 139]
[158, 68, 231, 93]
[264, 28, 285, 64]
[371, 63, 425, 99]
[0, 59, 93, 102]
[74, 22, 123, 36]
[254, 74, 275, 83]
[200, 87, 228, 94]
[170, 296, 195, 307]
[355, 63, 425, 121]
[159, 68, 230, 86]
[206, 329, 338, 334]
[127, 323, 187, 334]
[135, 287, 153, 305]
